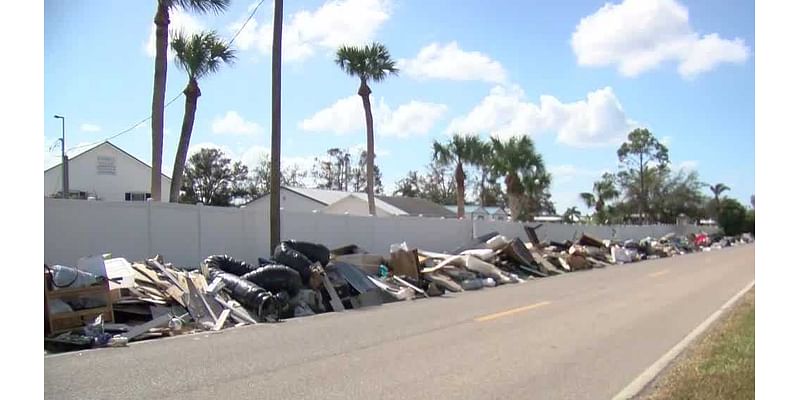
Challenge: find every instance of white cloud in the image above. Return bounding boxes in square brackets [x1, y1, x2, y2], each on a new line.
[144, 9, 204, 58]
[299, 96, 447, 138]
[240, 145, 270, 170]
[398, 42, 507, 83]
[211, 111, 263, 136]
[80, 123, 101, 133]
[232, 0, 391, 62]
[447, 85, 637, 147]
[571, 0, 750, 78]
[676, 160, 699, 171]
[550, 164, 610, 184]
[660, 136, 672, 146]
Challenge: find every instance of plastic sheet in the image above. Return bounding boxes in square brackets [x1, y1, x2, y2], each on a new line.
[47, 264, 103, 290]
[241, 264, 302, 297]
[204, 255, 255, 277]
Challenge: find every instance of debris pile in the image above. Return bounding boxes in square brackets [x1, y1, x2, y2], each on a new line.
[44, 229, 752, 353]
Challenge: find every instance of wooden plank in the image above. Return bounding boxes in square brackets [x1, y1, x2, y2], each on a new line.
[214, 296, 258, 324]
[321, 273, 345, 312]
[145, 259, 184, 289]
[211, 309, 231, 331]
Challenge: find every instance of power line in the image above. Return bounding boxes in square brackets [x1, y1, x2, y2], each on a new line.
[65, 0, 267, 153]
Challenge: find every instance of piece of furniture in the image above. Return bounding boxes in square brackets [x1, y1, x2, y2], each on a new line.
[44, 270, 114, 336]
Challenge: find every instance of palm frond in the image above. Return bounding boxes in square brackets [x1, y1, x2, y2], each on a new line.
[171, 30, 236, 80]
[168, 0, 230, 14]
[335, 42, 398, 82]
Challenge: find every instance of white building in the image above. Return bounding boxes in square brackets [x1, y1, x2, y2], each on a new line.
[246, 187, 456, 218]
[446, 205, 510, 221]
[44, 141, 171, 202]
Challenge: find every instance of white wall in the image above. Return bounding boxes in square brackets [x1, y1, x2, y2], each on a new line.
[44, 198, 270, 268]
[44, 198, 717, 268]
[44, 143, 171, 202]
[473, 220, 715, 243]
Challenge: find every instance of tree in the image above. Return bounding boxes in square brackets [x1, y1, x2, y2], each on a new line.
[562, 206, 581, 223]
[489, 136, 547, 221]
[149, 0, 230, 202]
[432, 133, 485, 218]
[717, 198, 748, 235]
[519, 167, 555, 219]
[312, 148, 382, 193]
[616, 128, 669, 223]
[168, 31, 236, 202]
[180, 148, 248, 206]
[707, 183, 730, 218]
[580, 172, 620, 223]
[393, 171, 423, 198]
[335, 43, 398, 215]
[246, 155, 308, 200]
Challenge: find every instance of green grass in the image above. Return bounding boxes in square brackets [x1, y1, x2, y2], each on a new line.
[641, 289, 755, 400]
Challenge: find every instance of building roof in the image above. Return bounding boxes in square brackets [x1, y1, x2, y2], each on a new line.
[378, 196, 457, 218]
[445, 205, 508, 216]
[280, 187, 406, 215]
[44, 141, 171, 181]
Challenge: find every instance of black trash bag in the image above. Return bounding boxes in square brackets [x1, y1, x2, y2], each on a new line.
[273, 243, 313, 284]
[284, 241, 330, 266]
[208, 269, 283, 320]
[242, 264, 303, 297]
[204, 255, 255, 277]
[258, 257, 278, 266]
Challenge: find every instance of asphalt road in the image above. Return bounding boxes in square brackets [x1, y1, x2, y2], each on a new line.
[45, 245, 754, 400]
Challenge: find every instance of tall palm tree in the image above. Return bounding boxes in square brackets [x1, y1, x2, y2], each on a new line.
[168, 31, 236, 202]
[489, 136, 545, 221]
[432, 133, 484, 219]
[580, 172, 619, 222]
[708, 183, 730, 217]
[150, 0, 230, 202]
[335, 42, 398, 215]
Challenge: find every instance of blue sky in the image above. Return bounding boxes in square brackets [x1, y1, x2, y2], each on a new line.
[44, 0, 754, 212]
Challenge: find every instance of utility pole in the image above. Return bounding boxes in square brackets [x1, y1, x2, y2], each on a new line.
[269, 0, 284, 254]
[54, 115, 69, 198]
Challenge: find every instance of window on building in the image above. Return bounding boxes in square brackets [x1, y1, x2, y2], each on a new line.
[125, 192, 151, 201]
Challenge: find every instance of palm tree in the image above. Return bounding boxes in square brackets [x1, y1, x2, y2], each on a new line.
[563, 206, 581, 223]
[433, 134, 484, 219]
[580, 172, 620, 222]
[708, 183, 730, 217]
[489, 136, 545, 221]
[168, 31, 236, 202]
[335, 43, 398, 215]
[149, 0, 230, 202]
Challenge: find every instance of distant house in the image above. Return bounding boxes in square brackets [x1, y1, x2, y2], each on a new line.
[445, 205, 510, 221]
[44, 141, 171, 202]
[246, 187, 455, 218]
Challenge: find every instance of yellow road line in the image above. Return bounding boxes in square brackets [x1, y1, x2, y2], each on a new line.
[474, 301, 551, 322]
[648, 269, 670, 278]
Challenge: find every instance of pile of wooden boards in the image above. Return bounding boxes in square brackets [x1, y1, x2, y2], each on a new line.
[111, 256, 259, 342]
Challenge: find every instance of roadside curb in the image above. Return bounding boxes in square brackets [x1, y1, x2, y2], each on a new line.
[611, 279, 755, 400]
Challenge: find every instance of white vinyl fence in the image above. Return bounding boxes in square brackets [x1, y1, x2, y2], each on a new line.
[44, 198, 715, 268]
